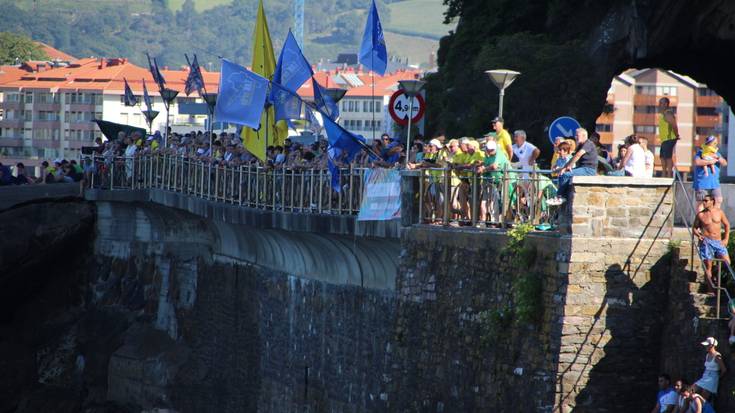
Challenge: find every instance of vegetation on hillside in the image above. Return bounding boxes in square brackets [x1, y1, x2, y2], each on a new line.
[0, 32, 48, 64]
[0, 0, 402, 68]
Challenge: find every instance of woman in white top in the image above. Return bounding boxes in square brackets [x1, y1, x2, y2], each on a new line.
[618, 134, 647, 178]
[694, 337, 726, 400]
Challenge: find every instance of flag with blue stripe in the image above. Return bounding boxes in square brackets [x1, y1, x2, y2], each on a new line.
[184, 54, 205, 97]
[273, 30, 313, 94]
[323, 114, 365, 192]
[271, 82, 303, 121]
[359, 0, 388, 75]
[123, 78, 138, 107]
[142, 78, 152, 111]
[215, 59, 269, 129]
[312, 78, 339, 121]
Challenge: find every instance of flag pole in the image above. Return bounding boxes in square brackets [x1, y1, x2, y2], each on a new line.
[371, 55, 375, 142]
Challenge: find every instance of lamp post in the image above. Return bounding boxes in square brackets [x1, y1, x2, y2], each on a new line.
[160, 88, 179, 149]
[203, 93, 217, 149]
[398, 79, 426, 166]
[484, 69, 520, 118]
[143, 109, 159, 135]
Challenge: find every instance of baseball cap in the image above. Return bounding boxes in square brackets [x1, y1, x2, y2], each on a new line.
[492, 116, 504, 123]
[429, 139, 442, 149]
[485, 141, 497, 151]
[701, 337, 718, 347]
[459, 137, 472, 145]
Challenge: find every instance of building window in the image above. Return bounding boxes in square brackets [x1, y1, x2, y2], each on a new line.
[657, 86, 677, 96]
[342, 101, 348, 112]
[24, 92, 33, 103]
[634, 105, 657, 114]
[363, 101, 369, 112]
[698, 87, 718, 97]
[696, 127, 715, 136]
[636, 86, 656, 95]
[596, 124, 612, 132]
[634, 125, 656, 134]
[24, 111, 33, 121]
[356, 120, 362, 130]
[5, 93, 21, 103]
[697, 107, 718, 116]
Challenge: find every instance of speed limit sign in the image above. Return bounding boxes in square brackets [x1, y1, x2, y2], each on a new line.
[388, 90, 425, 126]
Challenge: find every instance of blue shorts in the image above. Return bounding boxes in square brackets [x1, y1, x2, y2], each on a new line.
[699, 237, 728, 261]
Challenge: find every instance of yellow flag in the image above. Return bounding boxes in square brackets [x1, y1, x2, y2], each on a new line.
[241, 0, 287, 161]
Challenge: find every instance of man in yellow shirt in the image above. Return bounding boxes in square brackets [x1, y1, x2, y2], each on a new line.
[492, 117, 513, 160]
[452, 139, 484, 223]
[658, 97, 679, 178]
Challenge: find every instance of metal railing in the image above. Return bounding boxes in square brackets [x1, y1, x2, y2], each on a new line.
[673, 167, 734, 315]
[87, 154, 366, 215]
[416, 166, 558, 227]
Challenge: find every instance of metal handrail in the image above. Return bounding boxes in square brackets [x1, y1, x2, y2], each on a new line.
[415, 165, 558, 228]
[86, 154, 367, 216]
[673, 167, 733, 316]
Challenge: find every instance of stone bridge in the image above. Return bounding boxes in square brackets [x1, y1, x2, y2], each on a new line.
[1, 175, 733, 412]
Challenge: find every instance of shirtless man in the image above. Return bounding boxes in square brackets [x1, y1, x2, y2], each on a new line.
[693, 193, 731, 294]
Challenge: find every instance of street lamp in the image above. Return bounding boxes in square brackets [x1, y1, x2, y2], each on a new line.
[143, 109, 160, 135]
[160, 88, 179, 148]
[398, 79, 426, 166]
[203, 93, 217, 148]
[484, 69, 520, 118]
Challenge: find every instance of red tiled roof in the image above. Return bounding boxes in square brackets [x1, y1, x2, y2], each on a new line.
[1, 57, 421, 100]
[35, 42, 77, 62]
[0, 65, 30, 86]
[296, 69, 422, 99]
[0, 58, 219, 96]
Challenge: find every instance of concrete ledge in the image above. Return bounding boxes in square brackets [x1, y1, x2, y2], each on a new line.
[85, 188, 401, 239]
[572, 175, 673, 186]
[0, 183, 81, 210]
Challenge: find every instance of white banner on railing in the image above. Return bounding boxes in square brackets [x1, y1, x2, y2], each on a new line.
[357, 168, 401, 221]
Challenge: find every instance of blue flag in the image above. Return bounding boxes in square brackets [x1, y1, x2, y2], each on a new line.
[123, 78, 138, 107]
[184, 54, 205, 97]
[146, 53, 166, 91]
[271, 82, 303, 121]
[142, 78, 152, 111]
[215, 59, 269, 129]
[273, 30, 313, 93]
[323, 115, 365, 192]
[312, 78, 339, 120]
[359, 0, 388, 75]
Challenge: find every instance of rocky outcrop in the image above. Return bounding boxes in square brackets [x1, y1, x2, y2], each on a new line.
[428, 0, 735, 149]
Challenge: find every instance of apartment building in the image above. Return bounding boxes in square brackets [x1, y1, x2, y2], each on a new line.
[296, 68, 424, 140]
[596, 68, 726, 170]
[0, 57, 218, 168]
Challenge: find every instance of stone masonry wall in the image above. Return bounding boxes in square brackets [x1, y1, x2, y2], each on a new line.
[390, 227, 569, 412]
[555, 176, 675, 412]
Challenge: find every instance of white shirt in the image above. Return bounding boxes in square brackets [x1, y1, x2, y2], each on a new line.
[512, 141, 538, 171]
[124, 144, 137, 158]
[644, 149, 654, 177]
[624, 144, 647, 178]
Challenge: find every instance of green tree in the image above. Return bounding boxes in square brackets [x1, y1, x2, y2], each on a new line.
[0, 31, 48, 64]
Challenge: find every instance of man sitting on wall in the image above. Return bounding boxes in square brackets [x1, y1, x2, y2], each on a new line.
[693, 193, 731, 295]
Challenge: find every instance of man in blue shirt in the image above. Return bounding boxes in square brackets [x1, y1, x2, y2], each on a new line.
[693, 136, 728, 211]
[650, 374, 677, 413]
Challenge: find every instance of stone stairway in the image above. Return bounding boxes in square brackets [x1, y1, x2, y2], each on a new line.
[671, 226, 731, 320]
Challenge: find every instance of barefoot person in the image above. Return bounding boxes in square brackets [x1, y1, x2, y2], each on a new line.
[693, 193, 731, 294]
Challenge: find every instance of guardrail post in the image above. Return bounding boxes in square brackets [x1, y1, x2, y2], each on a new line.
[400, 169, 421, 227]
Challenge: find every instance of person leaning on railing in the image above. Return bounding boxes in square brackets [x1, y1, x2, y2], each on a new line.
[452, 139, 484, 224]
[547, 127, 598, 206]
[415, 139, 446, 223]
[476, 140, 509, 226]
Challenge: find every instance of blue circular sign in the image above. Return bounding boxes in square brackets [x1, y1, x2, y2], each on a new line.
[548, 116, 581, 145]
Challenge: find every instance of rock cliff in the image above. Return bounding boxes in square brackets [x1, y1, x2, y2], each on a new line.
[428, 0, 735, 150]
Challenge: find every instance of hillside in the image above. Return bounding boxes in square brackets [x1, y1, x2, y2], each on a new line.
[1, 0, 452, 67]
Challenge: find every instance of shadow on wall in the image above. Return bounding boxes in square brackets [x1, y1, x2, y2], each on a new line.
[557, 186, 674, 411]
